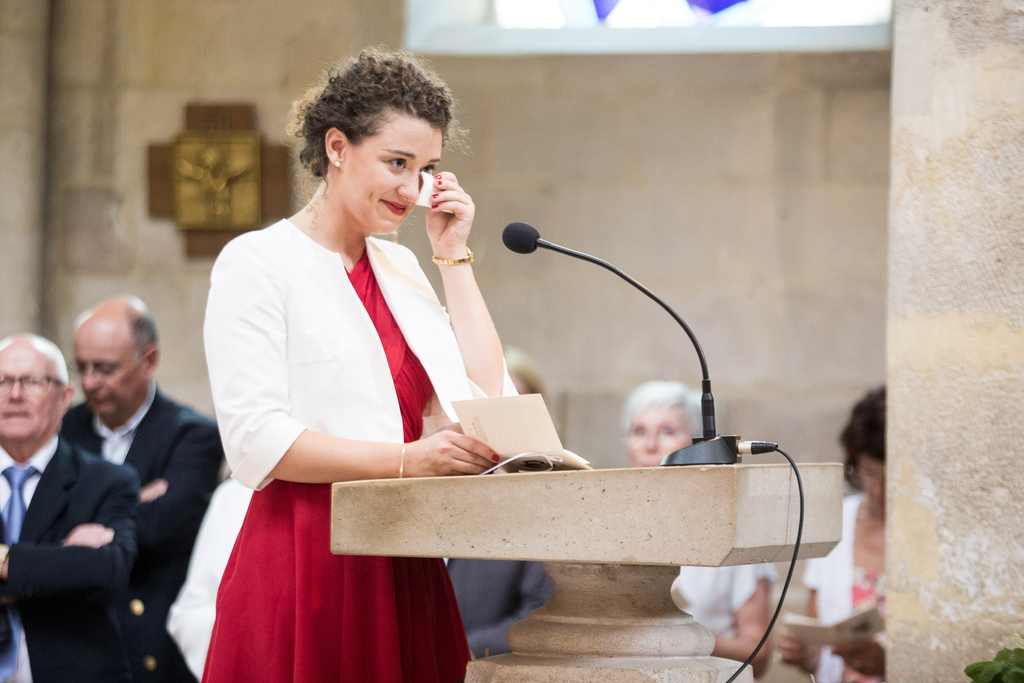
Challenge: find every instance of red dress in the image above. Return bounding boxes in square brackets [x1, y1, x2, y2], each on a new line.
[203, 252, 471, 683]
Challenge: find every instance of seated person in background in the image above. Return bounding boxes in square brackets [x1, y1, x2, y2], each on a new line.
[167, 478, 252, 679]
[779, 387, 887, 683]
[624, 381, 776, 679]
[0, 335, 139, 683]
[61, 297, 223, 683]
[446, 346, 554, 659]
[445, 559, 553, 659]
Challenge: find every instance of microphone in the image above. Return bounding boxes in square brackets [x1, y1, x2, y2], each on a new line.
[502, 222, 737, 466]
[502, 222, 541, 254]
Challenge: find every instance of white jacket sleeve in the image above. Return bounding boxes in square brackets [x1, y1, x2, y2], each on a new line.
[204, 235, 306, 489]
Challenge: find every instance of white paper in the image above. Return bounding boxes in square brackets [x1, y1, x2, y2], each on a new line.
[451, 394, 591, 472]
[782, 607, 884, 646]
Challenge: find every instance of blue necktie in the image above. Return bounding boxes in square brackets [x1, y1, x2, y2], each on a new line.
[0, 466, 37, 681]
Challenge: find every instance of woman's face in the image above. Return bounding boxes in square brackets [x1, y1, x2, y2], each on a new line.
[332, 112, 443, 236]
[853, 454, 886, 517]
[627, 406, 693, 468]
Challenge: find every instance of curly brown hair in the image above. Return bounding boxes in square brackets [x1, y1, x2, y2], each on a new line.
[287, 48, 464, 179]
[841, 386, 886, 489]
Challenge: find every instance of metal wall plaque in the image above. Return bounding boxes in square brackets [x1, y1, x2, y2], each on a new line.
[173, 131, 262, 229]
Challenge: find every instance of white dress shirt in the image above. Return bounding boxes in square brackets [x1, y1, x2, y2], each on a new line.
[204, 220, 517, 490]
[0, 434, 60, 683]
[92, 381, 156, 465]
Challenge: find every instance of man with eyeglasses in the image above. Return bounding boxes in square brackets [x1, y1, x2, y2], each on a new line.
[60, 297, 222, 683]
[0, 334, 139, 683]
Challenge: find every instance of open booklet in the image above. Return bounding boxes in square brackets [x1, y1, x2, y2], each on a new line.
[782, 607, 884, 646]
[450, 394, 592, 474]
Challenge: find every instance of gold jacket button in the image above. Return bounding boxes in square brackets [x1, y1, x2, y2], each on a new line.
[143, 656, 157, 671]
[129, 599, 145, 616]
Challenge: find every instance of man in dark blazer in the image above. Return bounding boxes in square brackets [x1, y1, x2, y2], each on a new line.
[0, 334, 139, 683]
[61, 297, 223, 683]
[446, 559, 554, 659]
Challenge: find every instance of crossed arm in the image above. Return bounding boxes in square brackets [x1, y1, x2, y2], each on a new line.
[0, 467, 139, 602]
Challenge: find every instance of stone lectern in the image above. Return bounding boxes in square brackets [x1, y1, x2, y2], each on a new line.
[331, 463, 844, 682]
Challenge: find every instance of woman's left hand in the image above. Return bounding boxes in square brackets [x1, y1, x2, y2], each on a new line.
[425, 172, 475, 259]
[832, 638, 885, 677]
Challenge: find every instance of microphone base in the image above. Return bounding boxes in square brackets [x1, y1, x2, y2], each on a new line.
[660, 437, 738, 466]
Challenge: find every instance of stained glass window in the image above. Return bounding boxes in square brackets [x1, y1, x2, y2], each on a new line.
[406, 0, 892, 54]
[490, 0, 891, 28]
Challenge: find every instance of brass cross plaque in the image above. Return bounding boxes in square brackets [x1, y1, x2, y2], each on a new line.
[174, 131, 261, 229]
[149, 104, 293, 257]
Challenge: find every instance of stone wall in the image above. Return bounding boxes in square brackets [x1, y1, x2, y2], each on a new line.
[0, 0, 50, 338]
[29, 0, 889, 470]
[426, 51, 891, 468]
[888, 0, 1024, 680]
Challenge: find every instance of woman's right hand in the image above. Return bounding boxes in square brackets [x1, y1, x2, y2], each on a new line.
[778, 631, 819, 674]
[404, 429, 498, 477]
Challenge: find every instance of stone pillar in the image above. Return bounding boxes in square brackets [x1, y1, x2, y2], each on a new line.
[0, 0, 51, 337]
[888, 1, 1024, 681]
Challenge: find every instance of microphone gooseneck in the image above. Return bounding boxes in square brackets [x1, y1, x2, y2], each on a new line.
[501, 222, 725, 450]
[502, 223, 805, 683]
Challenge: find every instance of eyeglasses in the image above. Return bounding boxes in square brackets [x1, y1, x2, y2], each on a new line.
[0, 375, 64, 397]
[628, 427, 687, 441]
[846, 465, 885, 489]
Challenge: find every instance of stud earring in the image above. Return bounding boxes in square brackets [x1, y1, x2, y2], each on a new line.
[334, 160, 341, 167]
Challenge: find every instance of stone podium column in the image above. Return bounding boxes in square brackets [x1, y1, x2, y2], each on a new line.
[0, 0, 50, 337]
[888, 1, 1024, 681]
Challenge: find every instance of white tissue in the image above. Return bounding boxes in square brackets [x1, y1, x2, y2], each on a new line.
[416, 171, 433, 207]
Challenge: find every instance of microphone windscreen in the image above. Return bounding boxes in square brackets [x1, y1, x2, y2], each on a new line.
[503, 222, 540, 254]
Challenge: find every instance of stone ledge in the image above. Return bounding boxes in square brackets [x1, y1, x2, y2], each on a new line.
[331, 463, 842, 566]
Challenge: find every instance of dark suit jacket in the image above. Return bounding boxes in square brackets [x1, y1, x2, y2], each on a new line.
[61, 390, 223, 683]
[0, 437, 139, 683]
[446, 559, 553, 659]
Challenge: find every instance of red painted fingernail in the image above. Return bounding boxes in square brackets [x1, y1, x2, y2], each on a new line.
[435, 174, 442, 180]
[431, 194, 439, 199]
[431, 204, 438, 209]
[492, 455, 500, 462]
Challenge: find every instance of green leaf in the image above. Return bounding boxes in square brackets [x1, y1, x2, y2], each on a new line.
[1007, 650, 1024, 668]
[966, 661, 1007, 683]
[1001, 667, 1024, 683]
[1015, 634, 1023, 649]
[996, 649, 1015, 663]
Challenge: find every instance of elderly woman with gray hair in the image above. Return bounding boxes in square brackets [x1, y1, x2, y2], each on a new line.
[623, 381, 777, 678]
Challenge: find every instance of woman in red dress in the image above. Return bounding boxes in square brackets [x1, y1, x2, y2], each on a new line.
[202, 49, 511, 682]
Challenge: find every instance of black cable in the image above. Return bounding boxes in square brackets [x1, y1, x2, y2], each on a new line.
[723, 447, 804, 683]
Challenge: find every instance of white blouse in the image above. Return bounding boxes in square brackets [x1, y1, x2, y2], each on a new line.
[802, 493, 867, 683]
[204, 219, 515, 490]
[671, 564, 778, 638]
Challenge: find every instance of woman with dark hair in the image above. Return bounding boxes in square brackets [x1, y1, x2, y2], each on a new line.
[779, 387, 887, 683]
[202, 49, 516, 682]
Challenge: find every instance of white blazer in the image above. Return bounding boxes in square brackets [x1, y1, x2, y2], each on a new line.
[204, 219, 515, 490]
[802, 493, 866, 683]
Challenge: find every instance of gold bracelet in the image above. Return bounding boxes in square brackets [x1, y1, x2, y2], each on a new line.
[432, 248, 473, 266]
[399, 445, 406, 479]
